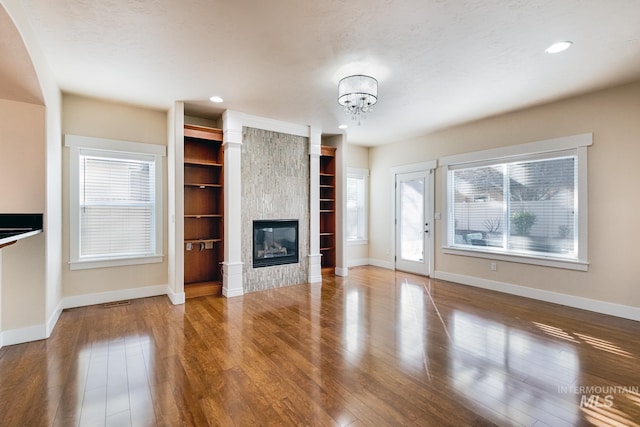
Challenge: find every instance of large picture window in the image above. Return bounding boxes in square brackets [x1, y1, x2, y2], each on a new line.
[441, 134, 591, 270]
[66, 135, 165, 270]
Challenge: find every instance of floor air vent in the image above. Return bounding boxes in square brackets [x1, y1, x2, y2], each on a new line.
[102, 300, 131, 308]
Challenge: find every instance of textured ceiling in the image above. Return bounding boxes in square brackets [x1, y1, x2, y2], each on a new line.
[9, 0, 640, 145]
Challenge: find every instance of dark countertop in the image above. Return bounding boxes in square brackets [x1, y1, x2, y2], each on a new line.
[0, 214, 43, 248]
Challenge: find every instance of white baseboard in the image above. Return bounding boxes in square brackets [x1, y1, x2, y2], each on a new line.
[308, 274, 323, 284]
[347, 258, 370, 268]
[46, 304, 63, 337]
[62, 284, 171, 309]
[222, 262, 244, 298]
[222, 287, 244, 298]
[1, 303, 64, 348]
[2, 323, 47, 347]
[335, 267, 349, 277]
[166, 287, 185, 305]
[434, 271, 640, 322]
[1, 285, 177, 348]
[368, 258, 395, 270]
[308, 254, 323, 283]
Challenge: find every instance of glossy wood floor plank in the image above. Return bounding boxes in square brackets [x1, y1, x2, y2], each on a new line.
[1, 266, 640, 426]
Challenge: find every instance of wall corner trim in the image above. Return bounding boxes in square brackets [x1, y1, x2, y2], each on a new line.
[46, 304, 64, 337]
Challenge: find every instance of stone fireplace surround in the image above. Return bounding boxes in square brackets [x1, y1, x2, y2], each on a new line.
[219, 111, 323, 297]
[241, 127, 309, 292]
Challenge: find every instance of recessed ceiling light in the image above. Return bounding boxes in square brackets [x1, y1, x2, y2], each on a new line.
[545, 41, 573, 54]
[209, 96, 224, 103]
[338, 124, 348, 130]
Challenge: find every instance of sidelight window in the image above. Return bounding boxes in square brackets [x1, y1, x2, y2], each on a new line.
[346, 168, 369, 244]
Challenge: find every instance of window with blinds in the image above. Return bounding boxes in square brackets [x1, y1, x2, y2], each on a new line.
[347, 168, 369, 243]
[449, 153, 577, 259]
[79, 153, 155, 258]
[65, 134, 165, 270]
[440, 134, 591, 269]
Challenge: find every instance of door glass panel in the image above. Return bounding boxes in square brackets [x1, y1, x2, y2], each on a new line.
[400, 178, 424, 262]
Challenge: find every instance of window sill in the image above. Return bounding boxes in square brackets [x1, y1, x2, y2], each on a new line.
[442, 246, 588, 271]
[69, 255, 164, 271]
[347, 239, 369, 246]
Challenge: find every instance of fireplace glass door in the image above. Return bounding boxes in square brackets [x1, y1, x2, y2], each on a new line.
[253, 220, 299, 268]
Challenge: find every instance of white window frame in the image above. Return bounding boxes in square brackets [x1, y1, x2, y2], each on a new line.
[65, 134, 166, 270]
[439, 133, 591, 271]
[346, 167, 369, 245]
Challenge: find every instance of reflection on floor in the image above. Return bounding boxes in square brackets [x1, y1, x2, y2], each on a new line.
[0, 266, 638, 426]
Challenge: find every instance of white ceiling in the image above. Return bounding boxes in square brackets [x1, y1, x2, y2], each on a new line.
[11, 0, 640, 146]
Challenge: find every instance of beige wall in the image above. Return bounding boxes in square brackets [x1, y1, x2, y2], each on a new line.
[0, 99, 46, 330]
[62, 95, 168, 297]
[369, 80, 640, 308]
[346, 143, 370, 265]
[1, 0, 64, 339]
[0, 100, 45, 212]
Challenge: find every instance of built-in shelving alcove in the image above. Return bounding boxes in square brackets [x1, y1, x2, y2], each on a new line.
[183, 124, 224, 298]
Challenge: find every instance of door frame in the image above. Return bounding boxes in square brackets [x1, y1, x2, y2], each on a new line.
[390, 160, 437, 276]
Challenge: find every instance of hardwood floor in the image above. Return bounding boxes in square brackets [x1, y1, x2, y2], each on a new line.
[1, 266, 639, 426]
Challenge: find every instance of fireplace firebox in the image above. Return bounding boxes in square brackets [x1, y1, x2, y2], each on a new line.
[253, 220, 299, 268]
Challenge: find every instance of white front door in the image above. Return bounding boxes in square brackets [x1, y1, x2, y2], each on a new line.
[395, 171, 430, 276]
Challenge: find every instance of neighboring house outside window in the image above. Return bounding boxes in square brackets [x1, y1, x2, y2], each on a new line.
[440, 134, 591, 271]
[65, 135, 165, 270]
[347, 168, 369, 244]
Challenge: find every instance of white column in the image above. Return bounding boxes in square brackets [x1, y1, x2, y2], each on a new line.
[308, 126, 323, 283]
[334, 134, 348, 277]
[167, 102, 185, 304]
[222, 110, 244, 297]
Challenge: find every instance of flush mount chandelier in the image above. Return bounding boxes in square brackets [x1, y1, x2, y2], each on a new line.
[338, 74, 378, 125]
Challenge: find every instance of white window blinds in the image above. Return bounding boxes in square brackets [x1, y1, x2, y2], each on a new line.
[65, 134, 165, 270]
[79, 152, 156, 259]
[448, 153, 577, 259]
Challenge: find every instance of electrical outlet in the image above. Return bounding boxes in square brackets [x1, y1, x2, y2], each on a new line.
[490, 262, 497, 271]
